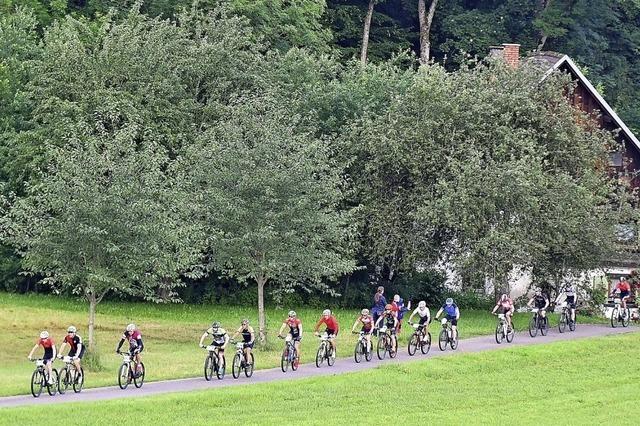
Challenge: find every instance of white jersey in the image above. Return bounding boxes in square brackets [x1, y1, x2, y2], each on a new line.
[563, 285, 576, 297]
[412, 307, 430, 318]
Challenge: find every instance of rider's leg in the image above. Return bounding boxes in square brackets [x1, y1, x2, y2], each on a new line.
[46, 360, 53, 383]
[452, 325, 458, 340]
[243, 346, 250, 364]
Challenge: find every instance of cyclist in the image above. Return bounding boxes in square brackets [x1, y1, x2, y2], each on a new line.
[116, 323, 144, 377]
[555, 281, 578, 323]
[58, 326, 84, 381]
[611, 276, 632, 317]
[28, 331, 57, 384]
[435, 298, 460, 341]
[408, 300, 431, 341]
[527, 289, 550, 326]
[374, 304, 398, 353]
[491, 294, 514, 329]
[278, 311, 302, 367]
[314, 309, 339, 359]
[351, 308, 374, 352]
[392, 294, 411, 332]
[230, 319, 254, 365]
[199, 322, 229, 369]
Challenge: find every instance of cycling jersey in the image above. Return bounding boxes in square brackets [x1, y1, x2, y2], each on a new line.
[205, 327, 228, 346]
[315, 316, 339, 335]
[532, 295, 548, 309]
[240, 326, 254, 344]
[64, 334, 85, 358]
[358, 314, 374, 331]
[38, 337, 55, 360]
[563, 285, 576, 297]
[117, 329, 144, 355]
[442, 303, 458, 318]
[615, 282, 631, 292]
[383, 313, 396, 329]
[285, 318, 302, 338]
[412, 307, 430, 318]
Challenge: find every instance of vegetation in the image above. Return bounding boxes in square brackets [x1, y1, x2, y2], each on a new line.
[2, 330, 637, 423]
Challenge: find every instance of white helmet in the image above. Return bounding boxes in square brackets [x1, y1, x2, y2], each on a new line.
[288, 310, 297, 318]
[67, 326, 77, 333]
[393, 294, 400, 302]
[322, 309, 331, 316]
[361, 308, 369, 315]
[418, 301, 426, 309]
[126, 323, 136, 332]
[40, 331, 49, 339]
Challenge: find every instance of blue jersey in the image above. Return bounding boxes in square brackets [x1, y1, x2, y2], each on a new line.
[372, 294, 387, 315]
[442, 303, 458, 317]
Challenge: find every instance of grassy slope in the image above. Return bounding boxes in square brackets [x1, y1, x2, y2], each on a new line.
[0, 292, 603, 397]
[2, 332, 637, 425]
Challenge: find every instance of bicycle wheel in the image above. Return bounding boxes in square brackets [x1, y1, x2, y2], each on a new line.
[354, 341, 363, 363]
[118, 363, 129, 389]
[365, 340, 373, 362]
[232, 354, 242, 379]
[438, 329, 447, 351]
[528, 316, 538, 337]
[408, 333, 419, 356]
[73, 367, 84, 393]
[134, 362, 145, 388]
[495, 323, 504, 344]
[46, 369, 58, 396]
[215, 357, 225, 380]
[451, 332, 459, 350]
[327, 346, 336, 366]
[315, 344, 325, 367]
[377, 336, 387, 360]
[540, 317, 548, 336]
[558, 313, 567, 333]
[611, 307, 619, 328]
[506, 325, 515, 343]
[245, 353, 254, 378]
[58, 367, 70, 394]
[31, 369, 44, 398]
[204, 354, 214, 381]
[281, 348, 289, 372]
[291, 348, 299, 371]
[389, 336, 397, 358]
[569, 316, 576, 332]
[421, 332, 431, 354]
[623, 309, 630, 327]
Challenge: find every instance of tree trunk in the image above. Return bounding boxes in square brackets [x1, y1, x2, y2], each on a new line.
[360, 0, 375, 65]
[88, 293, 97, 352]
[256, 274, 268, 344]
[536, 0, 552, 51]
[418, 0, 438, 65]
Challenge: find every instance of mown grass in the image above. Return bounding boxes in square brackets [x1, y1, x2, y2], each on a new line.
[0, 291, 603, 397]
[1, 332, 637, 425]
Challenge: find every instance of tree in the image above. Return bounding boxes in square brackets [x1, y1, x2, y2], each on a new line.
[417, 0, 438, 64]
[181, 95, 356, 343]
[360, 0, 376, 64]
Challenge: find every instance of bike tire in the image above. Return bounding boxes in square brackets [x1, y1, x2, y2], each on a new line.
[506, 326, 515, 343]
[58, 367, 69, 394]
[281, 348, 289, 372]
[46, 369, 58, 396]
[408, 333, 419, 356]
[389, 336, 397, 358]
[623, 309, 630, 327]
[528, 317, 538, 337]
[291, 348, 299, 371]
[558, 313, 567, 333]
[421, 333, 431, 354]
[495, 323, 504, 344]
[451, 333, 459, 350]
[215, 357, 225, 380]
[204, 354, 214, 381]
[316, 344, 325, 368]
[569, 317, 576, 332]
[327, 346, 336, 366]
[365, 340, 373, 362]
[377, 336, 386, 360]
[232, 353, 242, 379]
[134, 362, 145, 388]
[118, 363, 129, 389]
[354, 341, 363, 363]
[245, 353, 254, 378]
[438, 329, 447, 351]
[611, 307, 619, 328]
[540, 317, 548, 336]
[73, 367, 84, 393]
[31, 369, 43, 398]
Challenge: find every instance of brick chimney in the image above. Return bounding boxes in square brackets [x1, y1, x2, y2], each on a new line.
[502, 43, 520, 69]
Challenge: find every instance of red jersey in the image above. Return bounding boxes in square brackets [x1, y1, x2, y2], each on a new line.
[38, 337, 55, 349]
[391, 303, 400, 317]
[358, 314, 374, 330]
[315, 316, 339, 333]
[616, 282, 631, 292]
[285, 318, 302, 331]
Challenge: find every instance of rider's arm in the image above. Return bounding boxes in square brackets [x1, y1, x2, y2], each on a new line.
[58, 342, 67, 357]
[393, 317, 398, 328]
[491, 304, 499, 314]
[223, 334, 229, 349]
[249, 327, 255, 344]
[527, 298, 533, 307]
[298, 322, 303, 338]
[435, 308, 443, 319]
[278, 322, 286, 336]
[455, 307, 460, 320]
[231, 328, 241, 340]
[374, 316, 383, 328]
[28, 343, 39, 359]
[52, 345, 57, 359]
[116, 337, 125, 352]
[351, 319, 360, 332]
[408, 311, 416, 323]
[136, 337, 144, 352]
[198, 332, 208, 347]
[313, 318, 323, 333]
[543, 298, 549, 310]
[75, 337, 83, 358]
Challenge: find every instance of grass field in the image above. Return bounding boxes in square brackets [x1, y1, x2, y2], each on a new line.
[0, 292, 603, 397]
[1, 331, 637, 425]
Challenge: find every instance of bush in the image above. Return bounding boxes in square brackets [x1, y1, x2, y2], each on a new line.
[443, 290, 494, 311]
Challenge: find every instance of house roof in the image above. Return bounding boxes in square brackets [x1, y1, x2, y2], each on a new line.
[536, 53, 640, 152]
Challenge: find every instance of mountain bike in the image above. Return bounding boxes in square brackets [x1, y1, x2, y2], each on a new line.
[558, 303, 576, 333]
[315, 333, 336, 367]
[58, 355, 84, 394]
[279, 335, 299, 372]
[494, 313, 515, 344]
[231, 341, 254, 379]
[117, 351, 145, 389]
[376, 327, 397, 360]
[438, 318, 458, 351]
[408, 322, 431, 355]
[528, 308, 549, 337]
[30, 359, 58, 398]
[203, 345, 225, 380]
[353, 331, 373, 363]
[610, 297, 631, 328]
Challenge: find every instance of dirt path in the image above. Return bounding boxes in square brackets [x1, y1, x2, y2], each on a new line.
[0, 324, 635, 408]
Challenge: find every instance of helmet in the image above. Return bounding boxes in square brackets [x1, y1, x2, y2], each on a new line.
[40, 331, 49, 339]
[445, 298, 453, 306]
[620, 276, 627, 281]
[534, 289, 541, 296]
[393, 294, 400, 302]
[288, 310, 296, 318]
[361, 308, 369, 315]
[241, 319, 249, 325]
[377, 286, 384, 293]
[385, 304, 393, 311]
[211, 321, 220, 330]
[126, 323, 136, 332]
[322, 309, 331, 316]
[67, 326, 77, 333]
[500, 293, 508, 301]
[418, 301, 426, 309]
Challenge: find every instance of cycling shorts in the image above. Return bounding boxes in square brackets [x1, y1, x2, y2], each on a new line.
[566, 295, 576, 308]
[498, 306, 513, 315]
[446, 315, 458, 326]
[620, 291, 630, 299]
[361, 326, 373, 334]
[68, 347, 86, 359]
[419, 316, 430, 325]
[288, 333, 301, 342]
[325, 329, 337, 337]
[243, 342, 254, 349]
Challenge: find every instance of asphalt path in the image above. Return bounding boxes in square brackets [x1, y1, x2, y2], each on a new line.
[0, 324, 635, 408]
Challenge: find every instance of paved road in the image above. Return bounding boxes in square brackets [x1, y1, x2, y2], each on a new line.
[1, 324, 635, 408]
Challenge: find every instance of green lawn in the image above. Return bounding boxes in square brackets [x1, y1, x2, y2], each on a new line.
[1, 332, 637, 425]
[0, 292, 603, 397]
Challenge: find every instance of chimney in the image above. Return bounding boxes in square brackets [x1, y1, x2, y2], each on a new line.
[502, 43, 520, 69]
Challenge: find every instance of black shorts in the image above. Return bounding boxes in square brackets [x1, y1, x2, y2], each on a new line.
[498, 307, 512, 315]
[620, 291, 630, 299]
[446, 316, 458, 326]
[68, 347, 86, 359]
[289, 333, 301, 342]
[243, 342, 254, 349]
[129, 347, 143, 356]
[418, 316, 430, 325]
[361, 326, 373, 334]
[325, 329, 337, 337]
[566, 296, 576, 308]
